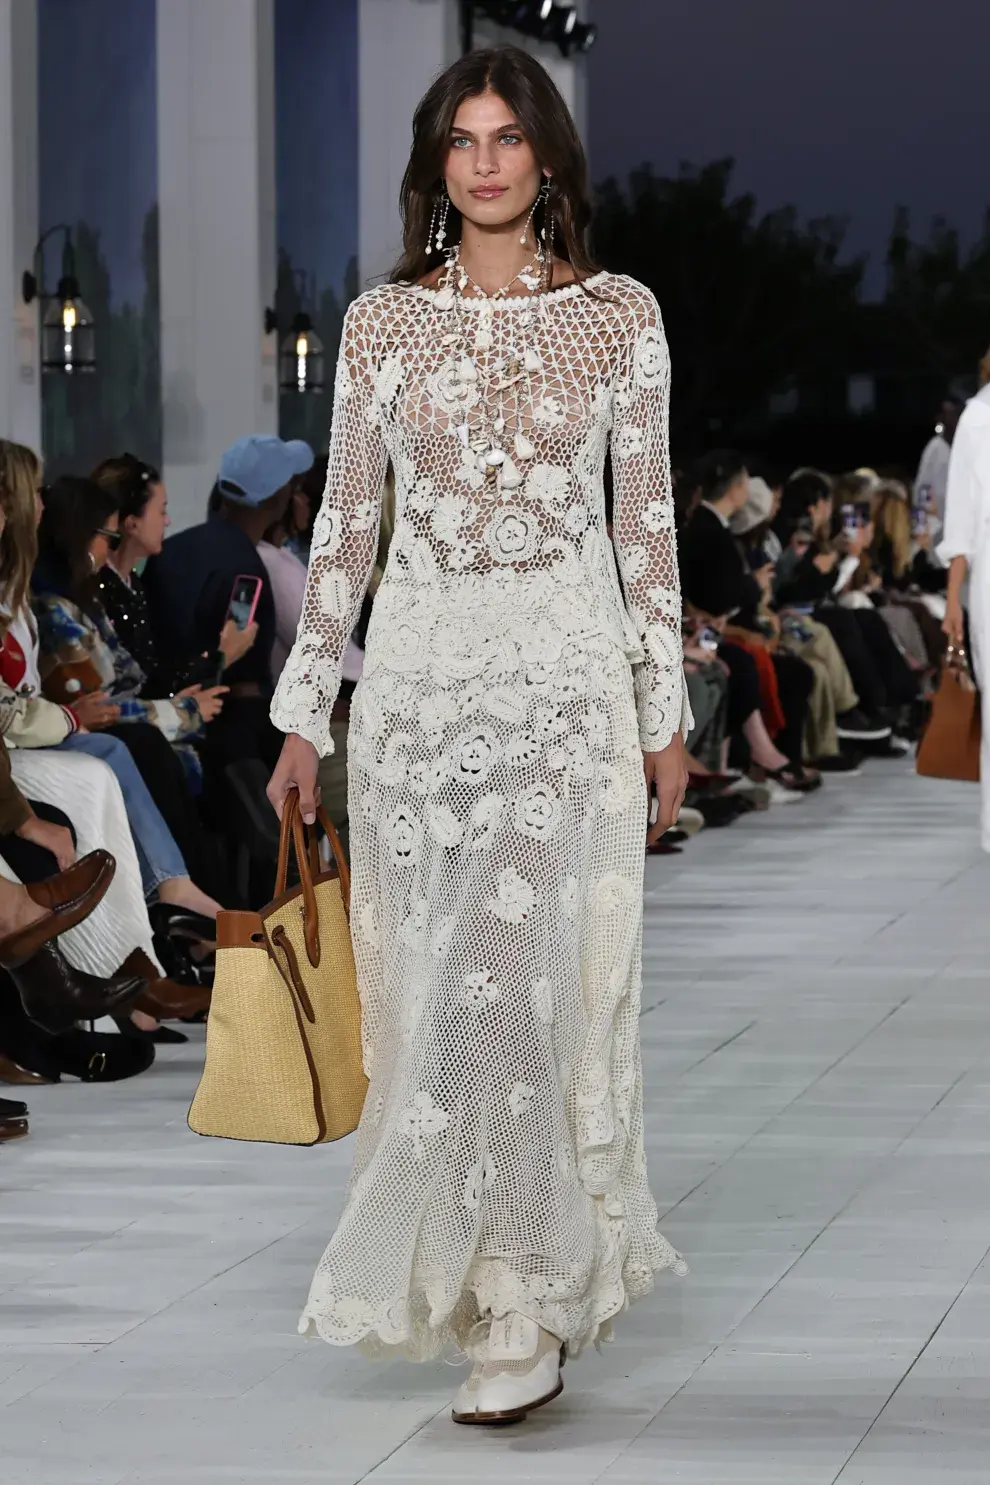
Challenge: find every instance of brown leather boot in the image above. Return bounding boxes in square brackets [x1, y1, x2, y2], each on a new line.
[5, 943, 146, 1035]
[116, 950, 211, 1020]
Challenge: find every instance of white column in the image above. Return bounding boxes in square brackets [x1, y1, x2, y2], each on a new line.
[357, 0, 460, 287]
[157, 0, 277, 531]
[0, 0, 40, 452]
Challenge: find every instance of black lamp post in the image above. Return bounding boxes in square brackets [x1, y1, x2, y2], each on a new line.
[22, 226, 96, 375]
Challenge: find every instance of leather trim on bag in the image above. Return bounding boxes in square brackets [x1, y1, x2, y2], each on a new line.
[269, 925, 316, 1023]
[216, 911, 267, 949]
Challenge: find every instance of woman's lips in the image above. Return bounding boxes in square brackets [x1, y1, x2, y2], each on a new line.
[471, 187, 508, 199]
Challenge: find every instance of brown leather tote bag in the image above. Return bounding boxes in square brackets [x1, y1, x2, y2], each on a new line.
[916, 644, 981, 783]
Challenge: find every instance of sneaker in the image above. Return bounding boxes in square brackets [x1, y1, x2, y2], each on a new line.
[836, 708, 892, 742]
[763, 778, 804, 805]
[871, 735, 913, 758]
[814, 752, 864, 775]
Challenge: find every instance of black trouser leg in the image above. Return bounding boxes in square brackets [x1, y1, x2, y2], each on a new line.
[0, 802, 74, 883]
[814, 606, 887, 714]
[771, 652, 814, 764]
[853, 607, 919, 706]
[717, 641, 762, 733]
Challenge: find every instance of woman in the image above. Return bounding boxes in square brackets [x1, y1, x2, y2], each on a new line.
[941, 349, 990, 850]
[31, 476, 226, 914]
[0, 445, 221, 999]
[267, 48, 690, 1424]
[91, 453, 257, 696]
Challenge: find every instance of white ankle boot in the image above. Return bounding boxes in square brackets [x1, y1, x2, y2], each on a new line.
[452, 1312, 564, 1425]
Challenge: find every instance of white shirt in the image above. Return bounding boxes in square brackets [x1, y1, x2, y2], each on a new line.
[915, 434, 951, 523]
[938, 385, 990, 567]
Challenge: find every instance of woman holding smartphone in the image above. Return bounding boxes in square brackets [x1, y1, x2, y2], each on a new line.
[92, 454, 258, 697]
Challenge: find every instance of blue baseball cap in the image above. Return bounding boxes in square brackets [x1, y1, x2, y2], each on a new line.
[217, 435, 314, 507]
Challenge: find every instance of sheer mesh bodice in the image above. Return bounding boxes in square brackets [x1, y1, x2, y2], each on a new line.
[272, 273, 689, 758]
[272, 272, 689, 1360]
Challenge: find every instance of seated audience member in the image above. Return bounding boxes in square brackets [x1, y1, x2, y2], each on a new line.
[284, 457, 325, 565]
[774, 469, 915, 738]
[91, 453, 258, 696]
[143, 435, 313, 775]
[0, 442, 220, 962]
[679, 452, 820, 795]
[732, 475, 870, 767]
[30, 476, 228, 912]
[0, 751, 158, 1085]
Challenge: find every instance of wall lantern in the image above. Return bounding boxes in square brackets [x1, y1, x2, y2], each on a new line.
[22, 226, 96, 375]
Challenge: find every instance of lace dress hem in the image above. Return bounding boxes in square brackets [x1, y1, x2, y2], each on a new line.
[296, 1211, 688, 1362]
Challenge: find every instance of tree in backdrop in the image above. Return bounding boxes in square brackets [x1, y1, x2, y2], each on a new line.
[593, 160, 864, 451]
[593, 159, 990, 470]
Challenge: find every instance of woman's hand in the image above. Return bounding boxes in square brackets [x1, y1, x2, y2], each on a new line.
[219, 618, 259, 669]
[267, 733, 320, 823]
[175, 683, 228, 723]
[943, 594, 965, 645]
[644, 733, 689, 846]
[71, 691, 120, 730]
[16, 813, 76, 871]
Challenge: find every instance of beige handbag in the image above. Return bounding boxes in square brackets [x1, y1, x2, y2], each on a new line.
[188, 789, 368, 1145]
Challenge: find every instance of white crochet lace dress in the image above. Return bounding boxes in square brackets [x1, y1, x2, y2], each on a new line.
[272, 270, 690, 1360]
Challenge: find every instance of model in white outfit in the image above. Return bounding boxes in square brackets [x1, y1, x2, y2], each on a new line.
[269, 51, 690, 1424]
[939, 375, 990, 851]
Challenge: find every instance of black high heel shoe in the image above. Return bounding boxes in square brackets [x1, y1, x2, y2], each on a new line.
[112, 1016, 188, 1046]
[148, 904, 216, 988]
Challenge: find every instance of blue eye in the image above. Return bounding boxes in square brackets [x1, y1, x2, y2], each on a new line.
[499, 134, 523, 146]
[451, 137, 471, 149]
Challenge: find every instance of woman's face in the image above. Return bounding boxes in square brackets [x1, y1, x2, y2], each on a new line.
[444, 90, 547, 239]
[125, 480, 170, 557]
[88, 509, 119, 572]
[289, 487, 311, 540]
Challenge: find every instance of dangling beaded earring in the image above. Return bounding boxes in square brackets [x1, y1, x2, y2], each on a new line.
[427, 198, 438, 256]
[519, 178, 550, 246]
[432, 189, 450, 256]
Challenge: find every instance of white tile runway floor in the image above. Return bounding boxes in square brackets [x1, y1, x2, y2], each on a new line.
[3, 759, 990, 1484]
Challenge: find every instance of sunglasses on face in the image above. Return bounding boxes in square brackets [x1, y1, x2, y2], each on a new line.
[95, 527, 123, 552]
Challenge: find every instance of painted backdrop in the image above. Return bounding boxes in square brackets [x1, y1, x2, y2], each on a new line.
[275, 0, 359, 451]
[38, 0, 160, 477]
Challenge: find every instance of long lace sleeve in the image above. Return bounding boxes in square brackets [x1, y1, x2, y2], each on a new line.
[610, 283, 692, 751]
[271, 297, 389, 756]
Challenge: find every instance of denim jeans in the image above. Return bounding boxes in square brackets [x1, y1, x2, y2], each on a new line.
[60, 732, 187, 896]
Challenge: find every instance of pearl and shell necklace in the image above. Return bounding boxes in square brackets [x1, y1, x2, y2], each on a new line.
[430, 243, 549, 500]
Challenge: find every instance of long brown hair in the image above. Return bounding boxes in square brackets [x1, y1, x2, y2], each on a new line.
[0, 439, 42, 632]
[391, 46, 600, 289]
[871, 480, 912, 580]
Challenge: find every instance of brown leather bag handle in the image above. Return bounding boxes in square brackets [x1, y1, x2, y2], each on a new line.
[274, 788, 352, 968]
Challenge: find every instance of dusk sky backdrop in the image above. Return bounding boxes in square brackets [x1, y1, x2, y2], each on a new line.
[589, 0, 990, 294]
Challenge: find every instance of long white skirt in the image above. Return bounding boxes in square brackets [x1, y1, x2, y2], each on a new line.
[5, 748, 161, 977]
[298, 629, 685, 1360]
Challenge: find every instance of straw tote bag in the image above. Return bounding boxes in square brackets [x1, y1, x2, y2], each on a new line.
[188, 790, 368, 1145]
[916, 643, 981, 783]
